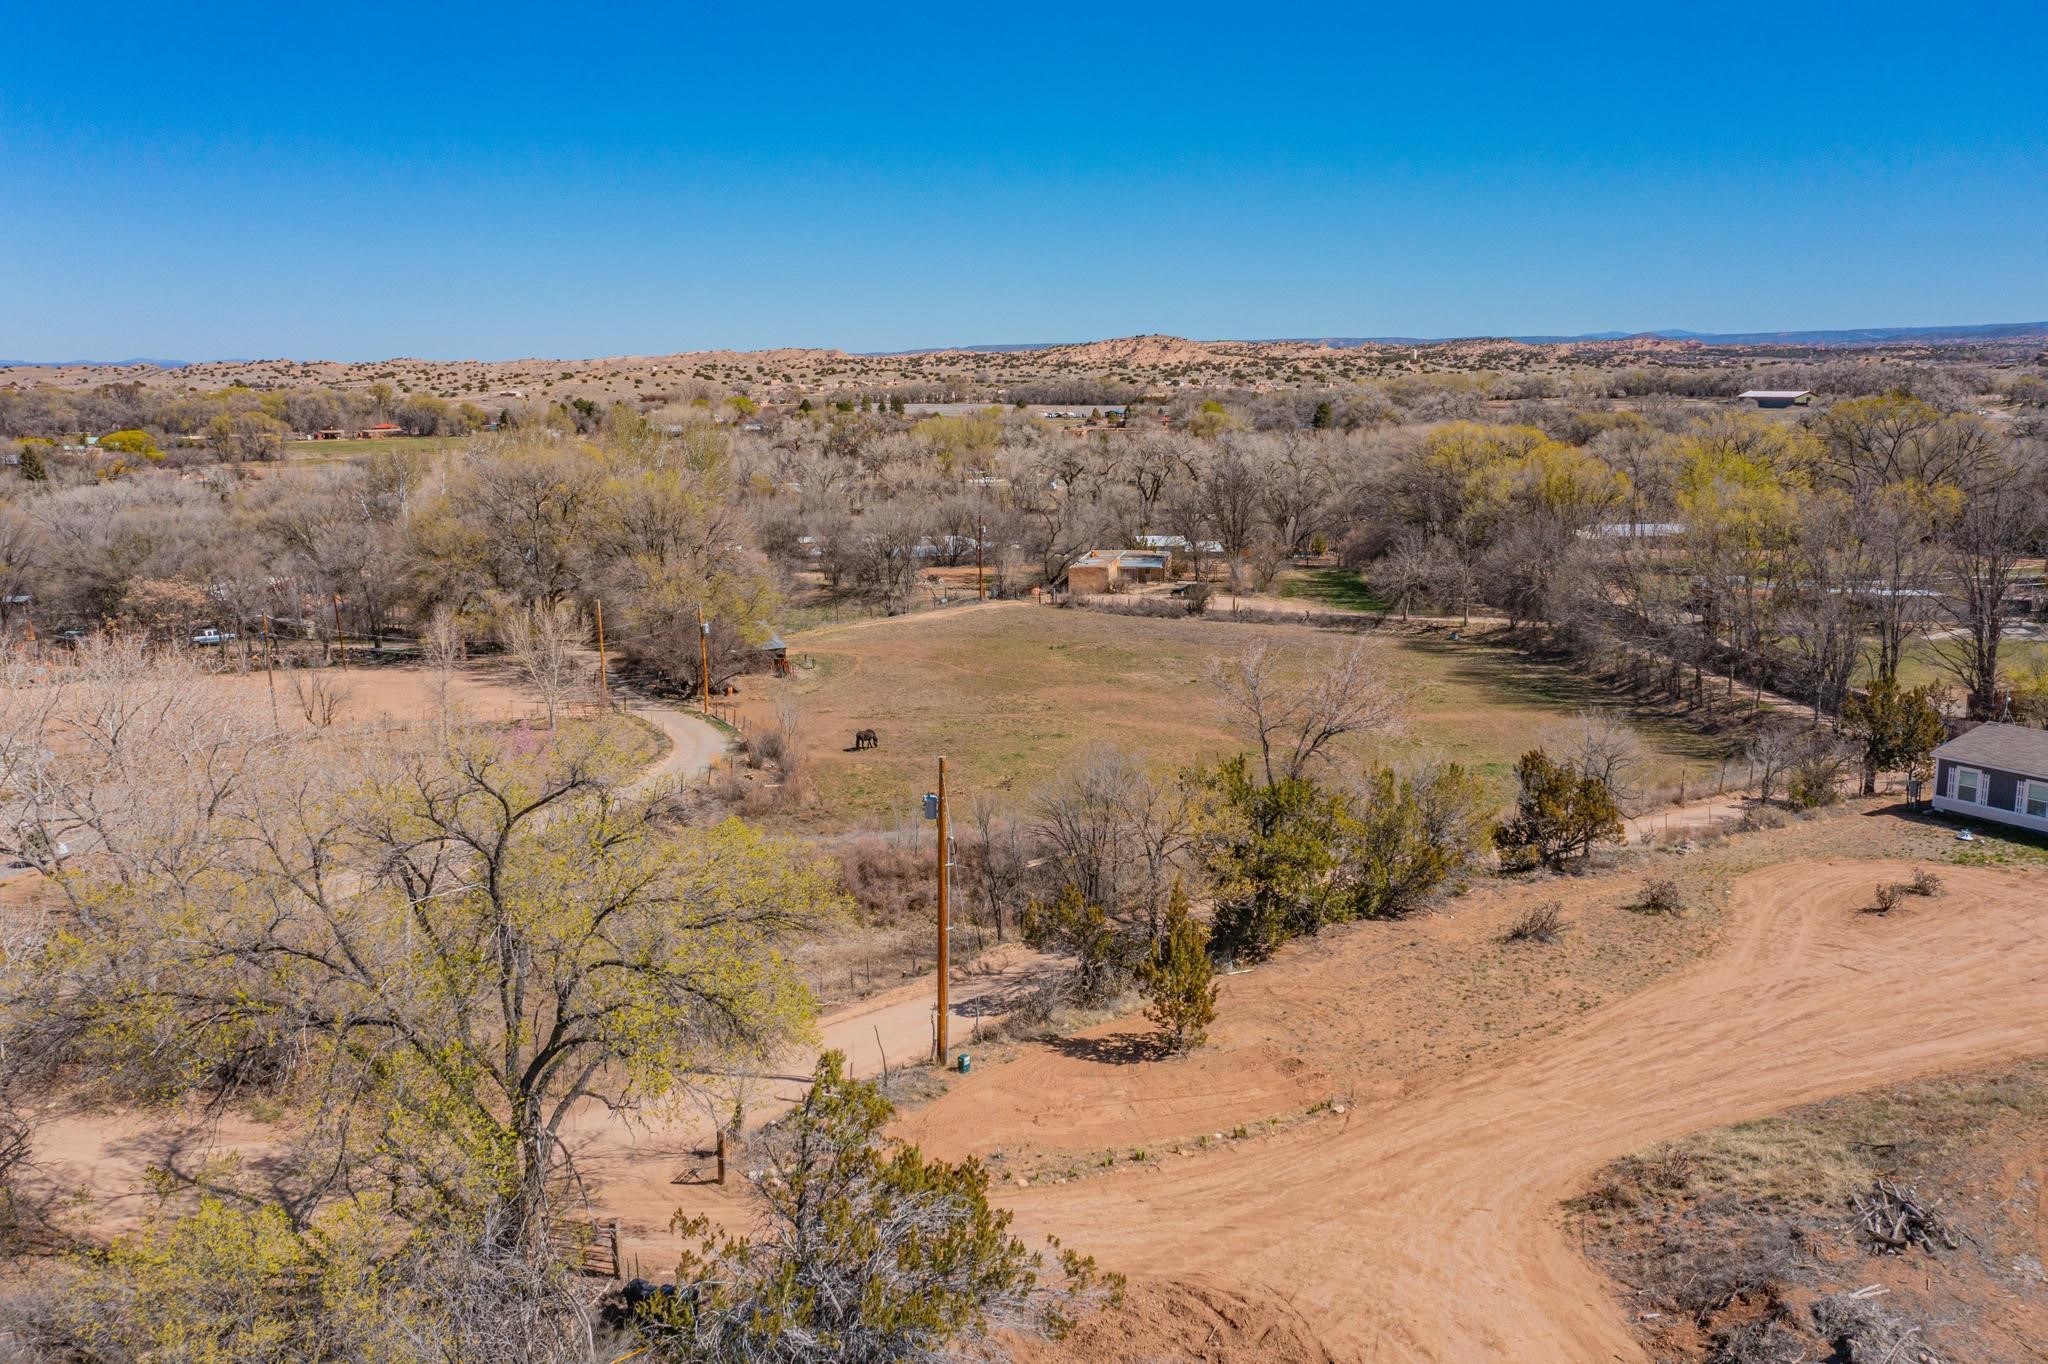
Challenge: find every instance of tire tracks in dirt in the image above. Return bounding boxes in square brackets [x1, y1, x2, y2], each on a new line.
[992, 859, 2048, 1362]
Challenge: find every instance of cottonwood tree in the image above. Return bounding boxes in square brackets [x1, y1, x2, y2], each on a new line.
[1549, 710, 1647, 814]
[1931, 455, 2044, 717]
[498, 600, 589, 727]
[1855, 480, 1956, 685]
[1030, 747, 1192, 940]
[423, 605, 468, 736]
[10, 720, 836, 1255]
[1208, 640, 1403, 787]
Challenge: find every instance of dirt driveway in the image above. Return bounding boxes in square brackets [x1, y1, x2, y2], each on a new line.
[984, 859, 2048, 1362]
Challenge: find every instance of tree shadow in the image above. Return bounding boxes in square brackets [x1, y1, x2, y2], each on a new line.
[1048, 1031, 1171, 1065]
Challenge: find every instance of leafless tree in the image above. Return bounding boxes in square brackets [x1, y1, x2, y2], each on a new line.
[423, 605, 467, 736]
[1208, 640, 1404, 786]
[1745, 723, 1806, 807]
[1550, 709, 1647, 814]
[1931, 452, 2044, 717]
[498, 601, 589, 728]
[1197, 442, 1264, 590]
[962, 793, 1032, 945]
[291, 668, 353, 730]
[1030, 747, 1193, 938]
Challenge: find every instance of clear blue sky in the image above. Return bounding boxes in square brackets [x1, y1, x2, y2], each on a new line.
[4, 1, 2045, 361]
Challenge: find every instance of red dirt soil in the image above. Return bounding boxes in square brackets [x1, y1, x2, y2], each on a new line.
[960, 859, 2048, 1362]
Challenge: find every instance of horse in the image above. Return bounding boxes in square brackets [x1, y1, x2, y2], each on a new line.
[853, 728, 878, 750]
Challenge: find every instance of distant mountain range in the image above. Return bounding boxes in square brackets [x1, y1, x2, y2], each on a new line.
[3, 321, 2043, 369]
[881, 321, 2048, 356]
[0, 357, 207, 369]
[1267, 322, 2048, 348]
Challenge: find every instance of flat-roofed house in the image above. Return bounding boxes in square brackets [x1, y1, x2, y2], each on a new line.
[1931, 723, 2048, 831]
[1737, 390, 1814, 409]
[1064, 549, 1170, 594]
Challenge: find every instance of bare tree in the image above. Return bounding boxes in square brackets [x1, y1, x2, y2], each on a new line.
[1745, 723, 1805, 807]
[423, 605, 468, 737]
[291, 668, 353, 730]
[1930, 455, 2043, 717]
[962, 793, 1032, 945]
[1030, 747, 1192, 938]
[1550, 709, 1647, 814]
[498, 601, 589, 728]
[1208, 640, 1404, 786]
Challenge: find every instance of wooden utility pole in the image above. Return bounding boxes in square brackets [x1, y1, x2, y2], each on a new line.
[262, 614, 279, 728]
[331, 594, 347, 668]
[594, 600, 609, 704]
[976, 524, 986, 601]
[696, 609, 712, 716]
[934, 754, 950, 1064]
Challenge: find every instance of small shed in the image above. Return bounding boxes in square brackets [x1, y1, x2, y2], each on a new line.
[760, 632, 790, 676]
[1737, 390, 1814, 409]
[1931, 723, 2048, 830]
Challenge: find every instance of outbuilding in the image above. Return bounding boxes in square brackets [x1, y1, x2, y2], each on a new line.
[1931, 723, 2048, 831]
[1737, 390, 1814, 409]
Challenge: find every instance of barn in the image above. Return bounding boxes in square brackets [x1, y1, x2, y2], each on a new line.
[1737, 389, 1814, 409]
[1930, 723, 2048, 831]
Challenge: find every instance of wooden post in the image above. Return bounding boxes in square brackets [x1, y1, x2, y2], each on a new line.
[697, 609, 711, 716]
[935, 754, 950, 1064]
[594, 599, 609, 705]
[331, 594, 347, 669]
[976, 523, 986, 601]
[262, 614, 278, 728]
[715, 1130, 728, 1185]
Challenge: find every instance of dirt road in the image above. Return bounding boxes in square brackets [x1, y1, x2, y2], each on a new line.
[624, 697, 727, 788]
[985, 860, 2048, 1362]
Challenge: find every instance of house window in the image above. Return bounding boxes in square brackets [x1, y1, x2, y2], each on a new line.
[2025, 780, 2048, 819]
[1952, 766, 1985, 804]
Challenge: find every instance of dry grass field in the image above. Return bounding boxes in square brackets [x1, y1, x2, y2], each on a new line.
[736, 602, 1739, 830]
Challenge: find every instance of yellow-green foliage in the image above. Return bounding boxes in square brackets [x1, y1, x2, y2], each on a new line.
[21, 719, 841, 1246]
[911, 408, 1004, 469]
[97, 428, 163, 460]
[40, 1198, 417, 1362]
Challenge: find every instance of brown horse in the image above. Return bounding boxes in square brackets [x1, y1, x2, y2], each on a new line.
[852, 728, 878, 750]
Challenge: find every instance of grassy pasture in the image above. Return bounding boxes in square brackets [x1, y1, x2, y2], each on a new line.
[277, 435, 462, 461]
[1275, 566, 1390, 613]
[741, 603, 1737, 831]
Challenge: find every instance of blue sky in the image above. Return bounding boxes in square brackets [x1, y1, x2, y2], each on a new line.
[3, 1, 2045, 360]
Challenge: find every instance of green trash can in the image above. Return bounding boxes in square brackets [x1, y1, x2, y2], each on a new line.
[957, 1052, 971, 1074]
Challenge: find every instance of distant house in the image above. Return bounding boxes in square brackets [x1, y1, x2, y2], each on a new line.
[1737, 390, 1814, 409]
[1578, 522, 1685, 540]
[1135, 533, 1225, 555]
[1064, 549, 1169, 594]
[1931, 723, 2048, 831]
[313, 428, 347, 440]
[356, 423, 406, 438]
